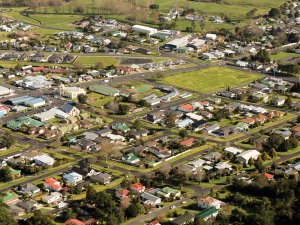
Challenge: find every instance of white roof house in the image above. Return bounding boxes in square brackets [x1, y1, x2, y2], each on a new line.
[206, 33, 217, 41]
[106, 133, 126, 142]
[59, 85, 86, 99]
[42, 192, 62, 204]
[224, 147, 243, 155]
[34, 154, 55, 166]
[132, 25, 157, 35]
[63, 172, 83, 186]
[188, 158, 206, 168]
[186, 113, 204, 121]
[237, 150, 261, 164]
[33, 108, 69, 121]
[0, 85, 14, 97]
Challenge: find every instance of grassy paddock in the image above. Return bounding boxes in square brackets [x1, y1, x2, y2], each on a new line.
[159, 67, 261, 93]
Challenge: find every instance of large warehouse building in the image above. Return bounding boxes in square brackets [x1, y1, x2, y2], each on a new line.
[163, 35, 191, 50]
[132, 25, 158, 36]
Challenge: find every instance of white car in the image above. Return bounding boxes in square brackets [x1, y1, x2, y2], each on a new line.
[170, 205, 176, 209]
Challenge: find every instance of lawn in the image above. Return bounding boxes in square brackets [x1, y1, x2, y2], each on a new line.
[159, 67, 261, 93]
[86, 92, 114, 107]
[270, 52, 300, 61]
[29, 14, 82, 29]
[75, 56, 119, 67]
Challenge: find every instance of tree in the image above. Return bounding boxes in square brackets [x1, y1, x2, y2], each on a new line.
[284, 97, 292, 108]
[270, 148, 277, 158]
[0, 131, 15, 148]
[63, 208, 76, 221]
[86, 185, 97, 203]
[132, 119, 142, 131]
[246, 8, 257, 19]
[159, 161, 171, 181]
[99, 139, 114, 161]
[107, 100, 119, 114]
[24, 210, 55, 225]
[253, 49, 270, 63]
[165, 113, 176, 128]
[254, 155, 265, 173]
[0, 167, 12, 182]
[0, 204, 17, 225]
[269, 8, 281, 18]
[77, 94, 88, 104]
[179, 130, 188, 139]
[119, 104, 130, 115]
[95, 60, 105, 69]
[125, 203, 139, 218]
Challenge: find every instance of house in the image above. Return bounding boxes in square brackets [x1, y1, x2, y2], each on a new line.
[16, 199, 38, 212]
[141, 192, 162, 206]
[146, 111, 165, 124]
[122, 153, 140, 164]
[205, 124, 220, 134]
[237, 150, 261, 164]
[71, 166, 96, 178]
[63, 172, 83, 186]
[130, 183, 145, 193]
[176, 118, 194, 128]
[44, 177, 62, 191]
[196, 207, 219, 221]
[236, 122, 249, 131]
[262, 172, 274, 180]
[61, 102, 80, 117]
[236, 60, 248, 68]
[0, 104, 10, 117]
[156, 187, 181, 199]
[59, 84, 86, 99]
[272, 96, 286, 106]
[111, 123, 130, 133]
[9, 204, 25, 217]
[240, 117, 255, 125]
[20, 183, 40, 196]
[0, 159, 7, 167]
[2, 192, 19, 204]
[224, 147, 243, 156]
[172, 213, 195, 225]
[179, 138, 195, 147]
[42, 192, 62, 204]
[34, 154, 55, 166]
[90, 173, 112, 184]
[63, 219, 85, 225]
[96, 127, 112, 137]
[197, 196, 225, 209]
[116, 189, 130, 199]
[252, 114, 267, 124]
[206, 33, 217, 41]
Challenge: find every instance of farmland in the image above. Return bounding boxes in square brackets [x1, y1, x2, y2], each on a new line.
[159, 67, 262, 93]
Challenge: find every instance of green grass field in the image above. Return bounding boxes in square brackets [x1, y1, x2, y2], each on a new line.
[75, 56, 119, 67]
[270, 52, 300, 61]
[159, 67, 262, 93]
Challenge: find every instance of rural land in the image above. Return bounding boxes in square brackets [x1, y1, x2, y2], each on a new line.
[0, 0, 299, 225]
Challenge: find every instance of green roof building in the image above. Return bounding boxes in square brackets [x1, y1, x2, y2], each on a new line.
[111, 123, 130, 133]
[122, 153, 140, 164]
[2, 192, 19, 204]
[6, 116, 44, 130]
[196, 207, 219, 221]
[89, 84, 120, 96]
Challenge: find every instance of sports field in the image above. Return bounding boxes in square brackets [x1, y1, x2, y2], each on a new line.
[159, 67, 262, 93]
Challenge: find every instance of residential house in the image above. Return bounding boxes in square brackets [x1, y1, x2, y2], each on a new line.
[63, 172, 83, 186]
[179, 138, 195, 147]
[141, 192, 162, 206]
[59, 84, 86, 99]
[156, 187, 181, 199]
[224, 147, 243, 156]
[44, 177, 62, 191]
[2, 192, 19, 204]
[272, 96, 286, 106]
[20, 183, 40, 196]
[146, 111, 165, 124]
[172, 213, 195, 225]
[116, 189, 130, 199]
[61, 102, 80, 117]
[237, 150, 261, 164]
[16, 199, 38, 212]
[205, 124, 220, 134]
[130, 183, 145, 193]
[197, 196, 225, 209]
[122, 153, 140, 164]
[90, 173, 112, 184]
[42, 192, 62, 204]
[196, 207, 219, 221]
[34, 154, 55, 166]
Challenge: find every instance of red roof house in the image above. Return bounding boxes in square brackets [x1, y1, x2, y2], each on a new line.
[130, 183, 145, 193]
[32, 66, 45, 73]
[63, 219, 85, 225]
[262, 173, 274, 180]
[116, 189, 130, 199]
[179, 138, 195, 147]
[179, 104, 193, 112]
[44, 177, 62, 191]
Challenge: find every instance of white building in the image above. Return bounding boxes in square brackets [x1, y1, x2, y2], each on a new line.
[132, 25, 157, 36]
[224, 147, 243, 155]
[63, 172, 83, 186]
[59, 84, 86, 99]
[0, 85, 14, 98]
[206, 33, 217, 41]
[34, 154, 55, 166]
[42, 192, 62, 204]
[237, 150, 261, 164]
